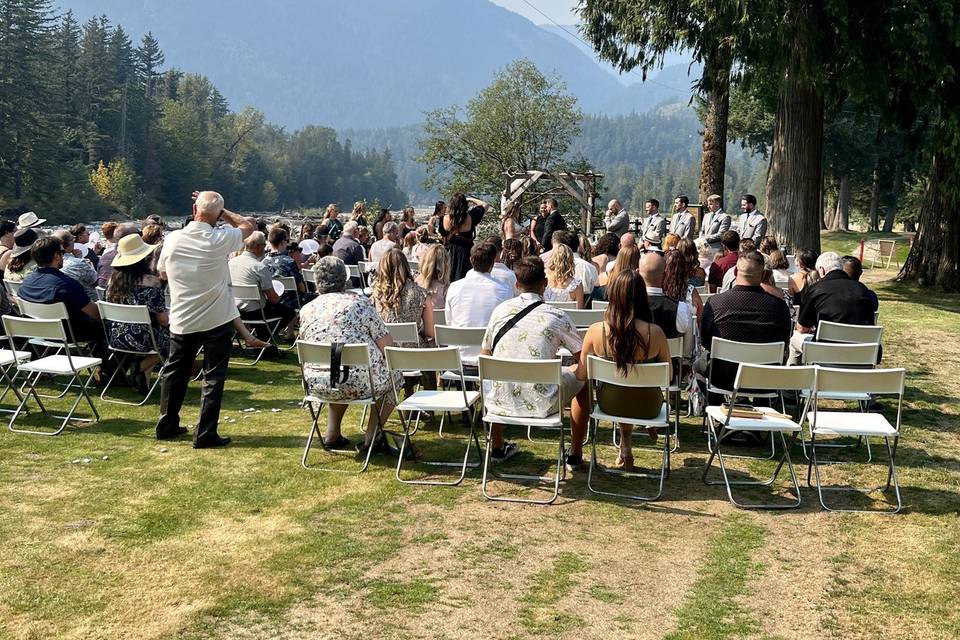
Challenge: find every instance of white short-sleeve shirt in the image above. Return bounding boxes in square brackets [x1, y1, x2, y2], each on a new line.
[158, 221, 243, 335]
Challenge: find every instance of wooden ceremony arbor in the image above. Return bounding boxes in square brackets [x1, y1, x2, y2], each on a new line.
[501, 169, 603, 234]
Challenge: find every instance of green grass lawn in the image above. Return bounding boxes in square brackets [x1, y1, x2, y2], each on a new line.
[1, 276, 958, 639]
[820, 230, 913, 268]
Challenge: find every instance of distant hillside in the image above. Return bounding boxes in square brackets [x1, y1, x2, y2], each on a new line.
[55, 0, 695, 129]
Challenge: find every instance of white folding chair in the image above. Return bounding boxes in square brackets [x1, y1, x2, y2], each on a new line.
[5, 280, 21, 298]
[2, 315, 101, 435]
[704, 337, 786, 460]
[478, 356, 565, 505]
[0, 346, 31, 411]
[433, 308, 446, 325]
[277, 276, 301, 310]
[17, 299, 95, 399]
[703, 364, 815, 509]
[611, 337, 682, 453]
[95, 286, 107, 301]
[96, 301, 167, 405]
[302, 268, 317, 292]
[296, 340, 387, 472]
[799, 341, 880, 461]
[547, 300, 578, 311]
[816, 321, 883, 345]
[592, 300, 609, 310]
[587, 357, 671, 501]
[232, 284, 284, 365]
[434, 324, 485, 438]
[807, 367, 906, 513]
[700, 292, 715, 305]
[385, 347, 482, 486]
[565, 309, 605, 327]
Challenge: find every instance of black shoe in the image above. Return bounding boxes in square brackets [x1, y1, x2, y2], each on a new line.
[132, 370, 148, 395]
[323, 435, 352, 451]
[194, 436, 231, 449]
[157, 426, 189, 440]
[564, 451, 584, 472]
[491, 442, 519, 463]
[356, 434, 391, 456]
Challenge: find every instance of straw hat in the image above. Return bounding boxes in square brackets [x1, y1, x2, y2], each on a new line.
[642, 226, 662, 245]
[17, 211, 46, 230]
[112, 234, 159, 267]
[11, 228, 39, 258]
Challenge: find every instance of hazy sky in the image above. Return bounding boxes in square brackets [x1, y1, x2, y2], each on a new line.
[489, 0, 580, 25]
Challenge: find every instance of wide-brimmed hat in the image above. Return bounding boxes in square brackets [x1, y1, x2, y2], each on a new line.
[11, 228, 39, 258]
[643, 227, 662, 245]
[299, 239, 320, 256]
[112, 234, 158, 267]
[17, 211, 45, 229]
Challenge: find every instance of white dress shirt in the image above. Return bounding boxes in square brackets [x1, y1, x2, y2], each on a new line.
[573, 256, 598, 294]
[490, 262, 517, 293]
[446, 269, 513, 362]
[368, 238, 398, 263]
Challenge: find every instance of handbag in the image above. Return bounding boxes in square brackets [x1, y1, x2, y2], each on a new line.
[328, 342, 351, 389]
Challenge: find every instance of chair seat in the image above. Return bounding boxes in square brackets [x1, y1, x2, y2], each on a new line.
[20, 354, 102, 374]
[591, 403, 669, 428]
[706, 405, 801, 432]
[440, 370, 479, 384]
[557, 347, 573, 357]
[304, 394, 375, 406]
[707, 385, 779, 399]
[397, 390, 480, 413]
[807, 411, 897, 437]
[0, 349, 31, 366]
[28, 338, 90, 351]
[483, 411, 562, 428]
[800, 390, 871, 401]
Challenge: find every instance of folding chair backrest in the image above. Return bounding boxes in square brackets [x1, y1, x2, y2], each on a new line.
[710, 337, 784, 365]
[359, 261, 375, 274]
[734, 363, 816, 393]
[433, 308, 446, 325]
[587, 356, 669, 389]
[700, 293, 715, 304]
[592, 300, 609, 310]
[96, 301, 152, 326]
[786, 254, 797, 272]
[296, 340, 371, 368]
[816, 320, 882, 344]
[802, 341, 879, 367]
[18, 299, 69, 321]
[232, 283, 263, 303]
[5, 281, 20, 296]
[303, 269, 317, 285]
[95, 286, 107, 301]
[694, 285, 707, 295]
[2, 315, 68, 343]
[278, 276, 297, 295]
[478, 356, 561, 386]
[386, 346, 460, 372]
[435, 324, 485, 348]
[667, 336, 683, 359]
[385, 322, 419, 345]
[816, 366, 905, 396]
[548, 300, 578, 310]
[566, 309, 605, 327]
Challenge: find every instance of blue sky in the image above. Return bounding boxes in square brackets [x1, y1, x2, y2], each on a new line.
[489, 0, 579, 25]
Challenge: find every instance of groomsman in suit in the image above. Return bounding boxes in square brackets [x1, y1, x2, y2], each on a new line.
[699, 194, 732, 252]
[738, 194, 768, 243]
[669, 195, 697, 240]
[640, 199, 667, 245]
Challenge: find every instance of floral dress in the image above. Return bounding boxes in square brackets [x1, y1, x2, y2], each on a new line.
[299, 292, 404, 402]
[106, 284, 170, 356]
[373, 280, 428, 346]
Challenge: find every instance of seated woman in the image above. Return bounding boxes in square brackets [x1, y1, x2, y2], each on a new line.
[788, 249, 819, 307]
[372, 249, 435, 347]
[677, 238, 706, 287]
[663, 249, 704, 320]
[4, 228, 39, 284]
[544, 244, 585, 308]
[598, 244, 640, 294]
[105, 235, 170, 393]
[415, 244, 450, 313]
[573, 270, 672, 470]
[298, 256, 402, 452]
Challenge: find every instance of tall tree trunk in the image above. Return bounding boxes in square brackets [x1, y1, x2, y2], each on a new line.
[868, 163, 881, 231]
[882, 159, 902, 233]
[900, 152, 960, 290]
[765, 45, 824, 253]
[834, 174, 850, 231]
[698, 55, 730, 205]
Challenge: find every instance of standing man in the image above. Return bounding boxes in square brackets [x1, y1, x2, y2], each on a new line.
[156, 191, 254, 448]
[669, 195, 696, 240]
[699, 194, 731, 252]
[603, 199, 630, 236]
[640, 199, 667, 245]
[540, 198, 566, 252]
[738, 194, 768, 243]
[532, 202, 549, 250]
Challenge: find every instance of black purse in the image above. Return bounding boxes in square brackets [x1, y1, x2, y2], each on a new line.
[328, 342, 351, 388]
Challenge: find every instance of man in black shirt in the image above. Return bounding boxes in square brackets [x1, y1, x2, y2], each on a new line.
[701, 251, 791, 392]
[539, 198, 566, 252]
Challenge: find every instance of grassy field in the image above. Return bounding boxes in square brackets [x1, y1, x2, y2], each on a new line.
[1, 266, 958, 639]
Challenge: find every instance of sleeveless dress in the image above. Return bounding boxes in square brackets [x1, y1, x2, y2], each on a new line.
[595, 323, 664, 420]
[440, 218, 474, 282]
[544, 277, 581, 303]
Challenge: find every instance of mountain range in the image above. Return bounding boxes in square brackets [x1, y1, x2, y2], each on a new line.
[54, 0, 699, 130]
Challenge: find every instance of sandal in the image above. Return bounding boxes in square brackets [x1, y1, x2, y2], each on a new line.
[615, 454, 634, 471]
[323, 435, 352, 451]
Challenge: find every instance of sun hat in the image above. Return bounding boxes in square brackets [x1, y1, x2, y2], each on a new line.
[17, 211, 46, 230]
[11, 228, 39, 258]
[643, 226, 662, 245]
[112, 234, 159, 267]
[299, 238, 320, 256]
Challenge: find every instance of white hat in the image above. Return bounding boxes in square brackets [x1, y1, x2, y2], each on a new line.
[17, 211, 46, 230]
[112, 234, 159, 267]
[299, 239, 320, 256]
[643, 227, 662, 245]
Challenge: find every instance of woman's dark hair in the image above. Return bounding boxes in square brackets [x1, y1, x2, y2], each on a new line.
[433, 200, 446, 217]
[605, 270, 653, 375]
[447, 193, 469, 227]
[0, 220, 16, 236]
[8, 253, 30, 272]
[676, 238, 699, 276]
[662, 250, 689, 301]
[106, 260, 153, 303]
[768, 249, 789, 270]
[69, 223, 86, 238]
[502, 238, 522, 269]
[593, 232, 619, 259]
[796, 248, 817, 271]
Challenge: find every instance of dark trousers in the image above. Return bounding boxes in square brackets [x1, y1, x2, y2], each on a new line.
[156, 322, 233, 443]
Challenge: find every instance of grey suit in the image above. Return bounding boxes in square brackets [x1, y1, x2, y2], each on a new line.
[700, 210, 732, 249]
[641, 213, 667, 243]
[739, 212, 768, 243]
[669, 211, 696, 240]
[604, 209, 630, 236]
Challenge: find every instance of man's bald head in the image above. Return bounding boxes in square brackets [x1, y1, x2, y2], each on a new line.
[114, 222, 140, 243]
[607, 199, 621, 212]
[735, 251, 765, 286]
[52, 229, 74, 251]
[638, 251, 665, 287]
[620, 232, 635, 248]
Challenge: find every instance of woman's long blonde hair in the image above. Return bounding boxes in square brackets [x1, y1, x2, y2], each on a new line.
[548, 244, 575, 288]
[351, 201, 365, 219]
[416, 244, 449, 291]
[372, 249, 413, 308]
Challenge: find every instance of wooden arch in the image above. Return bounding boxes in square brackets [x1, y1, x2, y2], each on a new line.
[501, 169, 603, 234]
